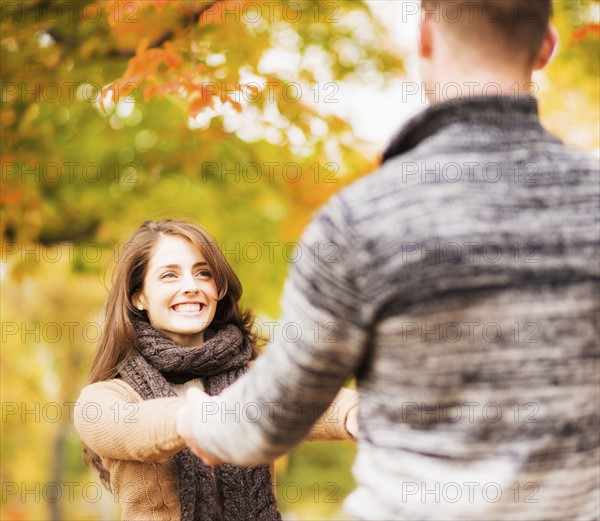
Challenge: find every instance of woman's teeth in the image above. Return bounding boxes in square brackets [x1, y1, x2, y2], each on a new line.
[173, 303, 203, 313]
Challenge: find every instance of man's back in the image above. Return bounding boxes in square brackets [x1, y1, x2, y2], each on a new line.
[179, 5, 599, 519]
[336, 96, 599, 520]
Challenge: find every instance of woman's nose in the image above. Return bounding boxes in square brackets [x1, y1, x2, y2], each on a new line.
[181, 274, 201, 294]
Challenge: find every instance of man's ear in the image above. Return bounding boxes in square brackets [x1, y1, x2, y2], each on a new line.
[418, 15, 434, 59]
[533, 25, 558, 70]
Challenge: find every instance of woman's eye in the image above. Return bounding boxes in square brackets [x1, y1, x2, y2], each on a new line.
[160, 272, 176, 279]
[196, 270, 212, 278]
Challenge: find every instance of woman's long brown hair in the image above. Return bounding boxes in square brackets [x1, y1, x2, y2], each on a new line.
[83, 219, 260, 488]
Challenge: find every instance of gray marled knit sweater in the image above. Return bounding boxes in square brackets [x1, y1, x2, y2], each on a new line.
[191, 96, 600, 520]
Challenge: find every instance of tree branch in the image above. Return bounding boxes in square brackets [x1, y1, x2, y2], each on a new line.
[48, 0, 223, 59]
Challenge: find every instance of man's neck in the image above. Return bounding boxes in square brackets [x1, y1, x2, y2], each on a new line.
[425, 68, 535, 104]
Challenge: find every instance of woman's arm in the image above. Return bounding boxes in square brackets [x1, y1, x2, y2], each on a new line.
[74, 379, 185, 461]
[305, 387, 358, 441]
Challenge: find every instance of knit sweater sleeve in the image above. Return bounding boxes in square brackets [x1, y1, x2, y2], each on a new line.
[189, 196, 369, 464]
[74, 379, 185, 461]
[305, 387, 358, 441]
[245, 361, 359, 442]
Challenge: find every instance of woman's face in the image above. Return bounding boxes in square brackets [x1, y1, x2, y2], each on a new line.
[134, 234, 219, 346]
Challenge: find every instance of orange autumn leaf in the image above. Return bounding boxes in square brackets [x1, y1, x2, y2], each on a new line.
[189, 97, 209, 117]
[571, 23, 600, 45]
[161, 41, 184, 69]
[100, 41, 185, 110]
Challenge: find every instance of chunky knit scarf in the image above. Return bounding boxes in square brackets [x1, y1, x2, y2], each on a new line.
[119, 319, 281, 521]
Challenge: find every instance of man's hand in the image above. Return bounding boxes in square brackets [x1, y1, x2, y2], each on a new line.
[176, 387, 224, 466]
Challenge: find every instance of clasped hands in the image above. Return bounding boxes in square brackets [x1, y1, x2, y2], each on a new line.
[176, 388, 223, 466]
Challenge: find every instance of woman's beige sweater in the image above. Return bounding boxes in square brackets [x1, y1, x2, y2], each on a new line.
[74, 377, 357, 520]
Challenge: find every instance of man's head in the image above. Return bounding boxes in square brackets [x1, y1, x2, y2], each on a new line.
[418, 1, 557, 102]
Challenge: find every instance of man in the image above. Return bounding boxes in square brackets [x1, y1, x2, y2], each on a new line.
[178, 1, 600, 519]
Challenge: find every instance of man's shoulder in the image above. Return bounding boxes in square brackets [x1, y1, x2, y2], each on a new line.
[552, 144, 599, 171]
[320, 150, 439, 214]
[312, 127, 599, 241]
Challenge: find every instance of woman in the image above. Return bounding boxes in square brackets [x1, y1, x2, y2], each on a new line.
[74, 219, 357, 521]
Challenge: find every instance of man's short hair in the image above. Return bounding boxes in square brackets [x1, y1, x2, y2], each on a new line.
[421, 1, 553, 63]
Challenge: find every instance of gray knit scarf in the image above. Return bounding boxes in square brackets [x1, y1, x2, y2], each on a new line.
[120, 319, 281, 521]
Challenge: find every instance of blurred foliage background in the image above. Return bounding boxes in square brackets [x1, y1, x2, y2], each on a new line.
[1, 1, 598, 519]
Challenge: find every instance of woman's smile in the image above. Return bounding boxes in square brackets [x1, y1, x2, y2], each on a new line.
[171, 302, 206, 314]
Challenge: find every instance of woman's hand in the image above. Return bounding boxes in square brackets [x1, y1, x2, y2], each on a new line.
[345, 404, 359, 440]
[176, 388, 224, 466]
